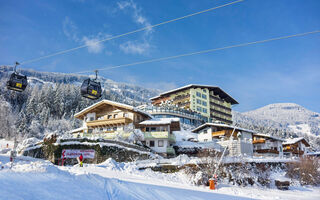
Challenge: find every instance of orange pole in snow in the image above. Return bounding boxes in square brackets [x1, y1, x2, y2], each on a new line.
[209, 180, 215, 190]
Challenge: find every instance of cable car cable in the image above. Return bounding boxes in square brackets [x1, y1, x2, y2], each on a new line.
[18, 0, 244, 65]
[75, 30, 320, 74]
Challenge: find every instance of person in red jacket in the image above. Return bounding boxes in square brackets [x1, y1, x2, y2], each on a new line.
[79, 154, 83, 167]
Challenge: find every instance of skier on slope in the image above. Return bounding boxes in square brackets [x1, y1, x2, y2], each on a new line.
[79, 154, 83, 167]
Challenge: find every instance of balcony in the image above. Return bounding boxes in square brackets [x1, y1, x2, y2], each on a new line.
[254, 149, 279, 154]
[173, 94, 190, 102]
[253, 139, 266, 144]
[212, 130, 227, 137]
[166, 147, 175, 155]
[144, 131, 176, 142]
[86, 117, 133, 127]
[82, 131, 131, 139]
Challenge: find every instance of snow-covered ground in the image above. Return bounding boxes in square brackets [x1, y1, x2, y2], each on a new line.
[0, 139, 13, 149]
[1, 152, 320, 200]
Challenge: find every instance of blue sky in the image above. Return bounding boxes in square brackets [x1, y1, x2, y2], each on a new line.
[1, 0, 320, 113]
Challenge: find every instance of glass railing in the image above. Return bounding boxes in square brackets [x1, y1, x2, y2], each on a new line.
[140, 106, 205, 121]
[144, 131, 169, 139]
[166, 147, 175, 154]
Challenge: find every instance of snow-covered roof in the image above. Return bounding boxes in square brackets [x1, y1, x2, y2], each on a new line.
[150, 84, 238, 104]
[253, 133, 285, 142]
[175, 141, 223, 151]
[139, 118, 180, 125]
[74, 99, 152, 119]
[70, 127, 84, 133]
[192, 123, 256, 134]
[306, 152, 320, 156]
[283, 137, 310, 146]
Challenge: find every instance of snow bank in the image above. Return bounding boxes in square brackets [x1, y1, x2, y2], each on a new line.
[1, 153, 320, 200]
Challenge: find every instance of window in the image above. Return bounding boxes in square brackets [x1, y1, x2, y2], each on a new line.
[107, 115, 112, 119]
[151, 127, 157, 132]
[90, 117, 94, 121]
[88, 129, 93, 133]
[197, 106, 201, 112]
[196, 99, 201, 104]
[203, 108, 207, 113]
[113, 127, 117, 131]
[100, 128, 103, 131]
[202, 101, 207, 106]
[150, 140, 155, 147]
[202, 94, 207, 99]
[158, 140, 164, 147]
[114, 114, 118, 118]
[204, 130, 207, 134]
[196, 92, 201, 97]
[146, 127, 150, 132]
[204, 139, 208, 142]
[123, 113, 128, 117]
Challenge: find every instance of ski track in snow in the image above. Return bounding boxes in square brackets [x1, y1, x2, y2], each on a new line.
[1, 153, 320, 200]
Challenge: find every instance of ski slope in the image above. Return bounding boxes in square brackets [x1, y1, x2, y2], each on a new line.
[0, 153, 320, 200]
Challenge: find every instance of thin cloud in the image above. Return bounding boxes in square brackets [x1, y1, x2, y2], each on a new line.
[117, 0, 153, 54]
[82, 37, 104, 53]
[62, 17, 112, 54]
[62, 17, 79, 42]
[119, 40, 151, 55]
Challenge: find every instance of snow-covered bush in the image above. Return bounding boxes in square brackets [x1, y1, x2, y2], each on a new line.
[128, 129, 144, 144]
[286, 157, 320, 185]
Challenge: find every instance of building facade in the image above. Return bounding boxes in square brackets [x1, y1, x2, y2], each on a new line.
[72, 100, 152, 139]
[252, 133, 284, 157]
[150, 84, 238, 124]
[283, 137, 310, 157]
[192, 123, 254, 157]
[71, 100, 180, 156]
[137, 118, 180, 155]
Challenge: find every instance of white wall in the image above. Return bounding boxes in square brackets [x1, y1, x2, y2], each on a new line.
[197, 127, 212, 142]
[146, 139, 168, 153]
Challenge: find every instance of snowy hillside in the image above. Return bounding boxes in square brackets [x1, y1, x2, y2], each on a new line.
[233, 103, 320, 150]
[0, 65, 159, 105]
[242, 103, 320, 136]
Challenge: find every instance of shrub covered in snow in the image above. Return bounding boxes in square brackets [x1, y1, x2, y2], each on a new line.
[286, 157, 320, 185]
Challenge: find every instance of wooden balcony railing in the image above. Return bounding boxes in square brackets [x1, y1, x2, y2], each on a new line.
[254, 149, 279, 154]
[212, 130, 227, 137]
[253, 139, 266, 144]
[86, 117, 133, 127]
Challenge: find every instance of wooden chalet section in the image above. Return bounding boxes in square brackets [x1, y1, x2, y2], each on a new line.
[252, 133, 285, 157]
[283, 137, 310, 157]
[73, 100, 152, 136]
[192, 123, 254, 156]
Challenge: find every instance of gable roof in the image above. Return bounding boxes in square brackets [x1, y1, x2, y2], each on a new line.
[74, 99, 152, 119]
[192, 123, 256, 134]
[283, 137, 310, 147]
[150, 84, 238, 105]
[253, 133, 285, 142]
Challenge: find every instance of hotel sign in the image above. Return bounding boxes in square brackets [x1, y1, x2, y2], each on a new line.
[61, 149, 95, 159]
